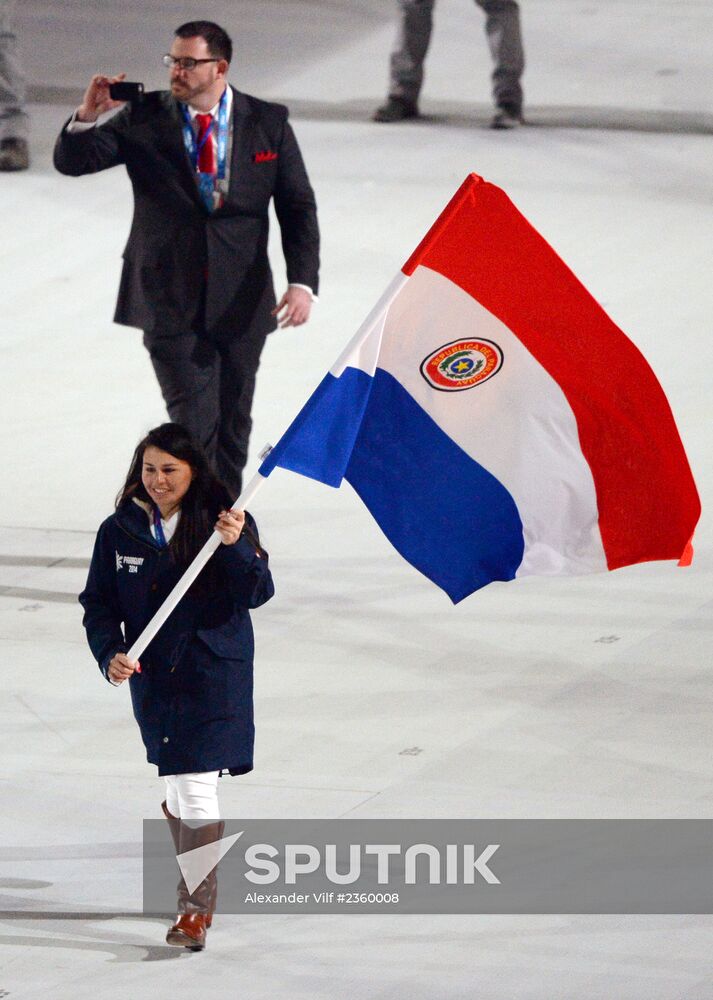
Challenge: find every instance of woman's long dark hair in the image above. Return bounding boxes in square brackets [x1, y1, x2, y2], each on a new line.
[115, 423, 265, 568]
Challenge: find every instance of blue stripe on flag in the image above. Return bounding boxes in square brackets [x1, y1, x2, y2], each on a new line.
[259, 368, 374, 488]
[345, 370, 525, 603]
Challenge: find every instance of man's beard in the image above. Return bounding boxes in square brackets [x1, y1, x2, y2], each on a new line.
[170, 79, 210, 102]
[171, 80, 193, 98]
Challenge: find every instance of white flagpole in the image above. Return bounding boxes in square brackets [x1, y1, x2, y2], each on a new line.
[329, 271, 407, 377]
[126, 466, 270, 663]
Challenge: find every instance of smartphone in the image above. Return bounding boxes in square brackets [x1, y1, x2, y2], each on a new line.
[109, 81, 144, 102]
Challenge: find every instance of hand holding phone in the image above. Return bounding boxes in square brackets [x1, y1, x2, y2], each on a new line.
[76, 73, 134, 123]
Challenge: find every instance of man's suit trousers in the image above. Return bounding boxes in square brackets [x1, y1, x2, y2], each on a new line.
[143, 322, 268, 500]
[388, 0, 524, 113]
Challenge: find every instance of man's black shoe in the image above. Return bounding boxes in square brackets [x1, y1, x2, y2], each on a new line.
[372, 97, 419, 123]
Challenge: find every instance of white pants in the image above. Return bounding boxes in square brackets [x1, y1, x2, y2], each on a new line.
[164, 771, 220, 820]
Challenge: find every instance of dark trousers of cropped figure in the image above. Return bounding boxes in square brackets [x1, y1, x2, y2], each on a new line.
[143, 319, 268, 501]
[0, 0, 29, 141]
[389, 0, 524, 114]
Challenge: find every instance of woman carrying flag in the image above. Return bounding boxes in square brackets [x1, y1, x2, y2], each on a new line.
[79, 423, 274, 950]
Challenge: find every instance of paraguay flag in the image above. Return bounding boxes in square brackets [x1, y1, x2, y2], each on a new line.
[260, 174, 700, 603]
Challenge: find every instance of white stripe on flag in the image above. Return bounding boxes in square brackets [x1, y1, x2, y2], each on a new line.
[375, 266, 608, 576]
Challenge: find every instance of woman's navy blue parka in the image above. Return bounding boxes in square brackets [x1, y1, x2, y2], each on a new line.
[79, 499, 274, 776]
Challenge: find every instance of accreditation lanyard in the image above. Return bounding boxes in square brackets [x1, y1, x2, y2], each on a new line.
[152, 506, 168, 548]
[181, 87, 229, 211]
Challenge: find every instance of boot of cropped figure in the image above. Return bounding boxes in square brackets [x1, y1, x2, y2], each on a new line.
[165, 816, 225, 950]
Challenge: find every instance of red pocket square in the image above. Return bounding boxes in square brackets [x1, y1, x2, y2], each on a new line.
[254, 150, 278, 163]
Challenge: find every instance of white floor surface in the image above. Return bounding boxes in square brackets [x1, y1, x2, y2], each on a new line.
[1, 2, 712, 997]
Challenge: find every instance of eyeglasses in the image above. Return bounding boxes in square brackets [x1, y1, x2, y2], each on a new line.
[163, 54, 220, 70]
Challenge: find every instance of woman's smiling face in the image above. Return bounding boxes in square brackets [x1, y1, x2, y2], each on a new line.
[141, 445, 194, 517]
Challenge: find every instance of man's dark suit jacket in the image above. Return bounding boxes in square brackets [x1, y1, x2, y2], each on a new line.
[53, 87, 320, 338]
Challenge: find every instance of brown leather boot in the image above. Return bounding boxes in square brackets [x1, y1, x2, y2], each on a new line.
[165, 816, 225, 950]
[161, 801, 190, 915]
[166, 912, 209, 950]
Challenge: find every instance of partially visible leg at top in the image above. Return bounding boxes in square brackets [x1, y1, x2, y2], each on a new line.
[389, 0, 435, 105]
[0, 0, 30, 169]
[476, 0, 524, 116]
[374, 0, 434, 120]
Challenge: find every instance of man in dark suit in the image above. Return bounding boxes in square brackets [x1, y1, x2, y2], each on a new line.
[54, 20, 320, 497]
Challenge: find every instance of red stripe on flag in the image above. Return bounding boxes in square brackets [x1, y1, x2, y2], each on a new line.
[403, 174, 700, 570]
